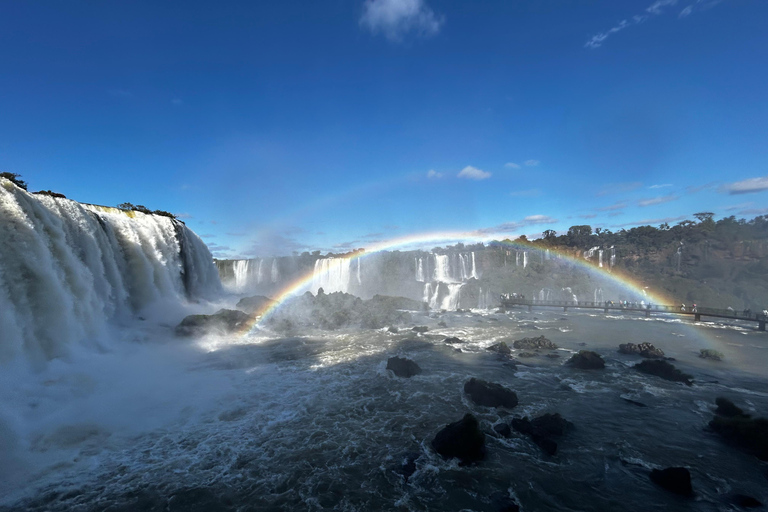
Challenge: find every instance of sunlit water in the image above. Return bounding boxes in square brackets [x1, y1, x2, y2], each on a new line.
[2, 309, 767, 511]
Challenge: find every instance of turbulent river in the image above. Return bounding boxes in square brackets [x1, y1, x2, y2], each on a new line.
[2, 308, 767, 512]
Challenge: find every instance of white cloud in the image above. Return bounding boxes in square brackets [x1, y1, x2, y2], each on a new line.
[720, 176, 768, 195]
[475, 214, 558, 235]
[426, 169, 443, 179]
[457, 166, 491, 180]
[648, 183, 673, 189]
[596, 182, 643, 196]
[596, 201, 627, 211]
[523, 215, 556, 224]
[584, 0, 727, 48]
[611, 215, 687, 228]
[504, 162, 521, 169]
[524, 159, 540, 167]
[360, 0, 443, 42]
[637, 194, 679, 207]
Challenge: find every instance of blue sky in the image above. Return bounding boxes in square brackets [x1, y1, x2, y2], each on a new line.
[2, 0, 767, 258]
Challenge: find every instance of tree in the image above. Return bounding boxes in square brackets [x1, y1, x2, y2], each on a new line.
[543, 229, 556, 240]
[693, 212, 714, 223]
[0, 172, 28, 190]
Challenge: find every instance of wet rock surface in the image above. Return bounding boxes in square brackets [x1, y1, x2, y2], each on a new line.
[431, 413, 486, 465]
[634, 359, 693, 386]
[464, 378, 518, 408]
[511, 413, 573, 456]
[513, 335, 557, 350]
[175, 309, 250, 336]
[649, 467, 693, 496]
[386, 356, 422, 378]
[618, 342, 665, 359]
[566, 350, 605, 369]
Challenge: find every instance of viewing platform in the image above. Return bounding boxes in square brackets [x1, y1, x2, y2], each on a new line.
[499, 297, 767, 331]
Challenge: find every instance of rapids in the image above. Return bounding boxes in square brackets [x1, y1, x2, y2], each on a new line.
[2, 308, 767, 511]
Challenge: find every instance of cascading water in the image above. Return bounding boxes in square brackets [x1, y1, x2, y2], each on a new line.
[312, 258, 352, 294]
[523, 251, 528, 268]
[562, 287, 578, 303]
[594, 288, 604, 303]
[233, 260, 251, 290]
[676, 242, 683, 272]
[0, 179, 221, 363]
[271, 259, 279, 283]
[598, 249, 604, 268]
[610, 246, 616, 268]
[415, 257, 425, 282]
[257, 259, 265, 283]
[440, 284, 462, 310]
[433, 254, 452, 282]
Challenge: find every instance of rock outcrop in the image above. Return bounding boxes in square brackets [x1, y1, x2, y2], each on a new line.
[708, 398, 768, 460]
[487, 342, 512, 356]
[431, 413, 486, 465]
[235, 295, 276, 314]
[464, 378, 518, 408]
[175, 309, 251, 336]
[699, 349, 724, 361]
[511, 413, 573, 456]
[513, 335, 557, 350]
[386, 357, 422, 378]
[634, 359, 693, 386]
[566, 350, 605, 369]
[618, 342, 665, 358]
[649, 467, 693, 496]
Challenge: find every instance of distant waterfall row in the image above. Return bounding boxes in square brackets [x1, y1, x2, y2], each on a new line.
[230, 258, 282, 290]
[312, 257, 362, 294]
[414, 253, 479, 283]
[583, 245, 616, 268]
[0, 179, 221, 362]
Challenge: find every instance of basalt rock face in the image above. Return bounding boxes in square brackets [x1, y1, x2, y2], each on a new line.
[386, 357, 422, 378]
[566, 350, 605, 369]
[512, 413, 573, 456]
[634, 359, 693, 386]
[464, 378, 518, 409]
[618, 342, 665, 359]
[487, 342, 512, 356]
[715, 397, 748, 418]
[513, 335, 557, 350]
[431, 413, 486, 465]
[444, 336, 465, 344]
[649, 467, 693, 496]
[175, 309, 251, 336]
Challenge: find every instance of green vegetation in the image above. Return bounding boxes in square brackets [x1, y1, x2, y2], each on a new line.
[117, 202, 178, 220]
[34, 190, 67, 198]
[0, 172, 28, 190]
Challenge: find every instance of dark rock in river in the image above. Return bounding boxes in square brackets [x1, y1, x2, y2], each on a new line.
[387, 326, 399, 334]
[175, 309, 250, 336]
[411, 326, 429, 333]
[235, 295, 276, 315]
[566, 350, 605, 369]
[715, 397, 749, 418]
[699, 349, 724, 361]
[649, 467, 693, 496]
[487, 342, 512, 356]
[493, 422, 512, 438]
[634, 359, 693, 386]
[444, 336, 465, 344]
[517, 352, 536, 358]
[513, 335, 557, 350]
[397, 452, 420, 483]
[464, 378, 518, 408]
[437, 321, 447, 327]
[386, 357, 422, 378]
[709, 406, 768, 461]
[512, 413, 573, 456]
[729, 494, 763, 508]
[618, 342, 665, 358]
[432, 413, 486, 465]
[490, 492, 520, 512]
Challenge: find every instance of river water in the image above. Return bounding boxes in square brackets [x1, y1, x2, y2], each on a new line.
[2, 308, 767, 511]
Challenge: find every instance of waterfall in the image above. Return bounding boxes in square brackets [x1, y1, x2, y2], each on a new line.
[415, 257, 425, 282]
[312, 257, 352, 293]
[598, 249, 604, 268]
[233, 259, 251, 290]
[562, 287, 578, 303]
[515, 251, 521, 266]
[441, 284, 462, 310]
[257, 259, 265, 283]
[478, 287, 492, 309]
[0, 179, 221, 362]
[523, 251, 528, 268]
[433, 254, 452, 282]
[676, 243, 683, 272]
[594, 288, 604, 303]
[610, 246, 616, 268]
[357, 258, 362, 285]
[270, 259, 279, 283]
[470, 252, 479, 279]
[458, 253, 469, 280]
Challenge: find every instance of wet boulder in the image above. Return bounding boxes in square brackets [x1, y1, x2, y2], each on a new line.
[566, 350, 605, 369]
[411, 326, 429, 333]
[512, 413, 573, 456]
[729, 494, 763, 508]
[464, 378, 518, 408]
[387, 326, 399, 334]
[699, 349, 724, 361]
[649, 467, 693, 496]
[386, 357, 422, 378]
[513, 335, 557, 350]
[493, 422, 512, 438]
[444, 336, 465, 344]
[487, 342, 512, 356]
[618, 342, 665, 358]
[709, 398, 768, 461]
[431, 413, 486, 465]
[175, 309, 251, 336]
[634, 359, 693, 386]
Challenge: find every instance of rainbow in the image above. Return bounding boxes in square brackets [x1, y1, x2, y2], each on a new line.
[236, 230, 679, 335]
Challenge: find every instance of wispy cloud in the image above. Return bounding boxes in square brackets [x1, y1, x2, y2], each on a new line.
[686, 181, 718, 194]
[426, 169, 443, 179]
[199, 234, 216, 239]
[175, 212, 193, 219]
[580, 214, 598, 219]
[596, 201, 628, 211]
[457, 165, 491, 180]
[608, 211, 624, 217]
[719, 176, 768, 195]
[638, 194, 679, 207]
[739, 207, 768, 216]
[611, 215, 686, 228]
[596, 182, 643, 197]
[225, 232, 247, 237]
[648, 183, 673, 189]
[360, 0, 444, 42]
[476, 214, 558, 235]
[524, 159, 540, 167]
[361, 232, 384, 239]
[724, 202, 753, 211]
[509, 188, 541, 197]
[504, 162, 521, 169]
[585, 0, 726, 48]
[244, 231, 307, 257]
